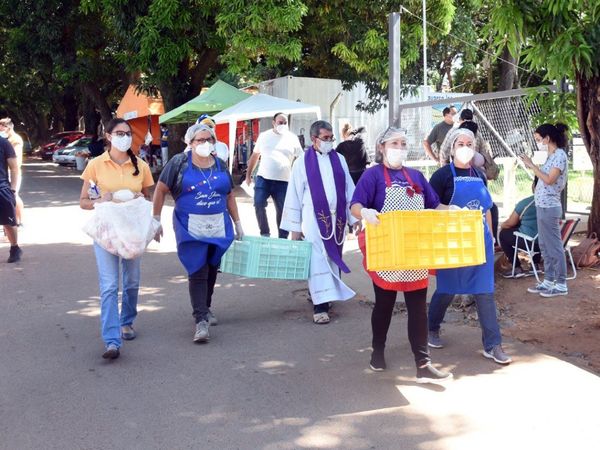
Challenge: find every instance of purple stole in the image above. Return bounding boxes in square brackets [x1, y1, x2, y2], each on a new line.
[305, 146, 350, 273]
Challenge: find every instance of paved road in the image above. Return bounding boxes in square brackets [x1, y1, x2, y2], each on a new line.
[1, 160, 599, 449]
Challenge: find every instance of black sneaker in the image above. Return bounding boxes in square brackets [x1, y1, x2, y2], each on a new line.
[369, 350, 386, 372]
[7, 246, 22, 263]
[416, 363, 453, 384]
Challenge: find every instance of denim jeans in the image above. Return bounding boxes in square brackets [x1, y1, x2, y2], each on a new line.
[253, 175, 289, 238]
[537, 205, 566, 286]
[428, 290, 502, 352]
[93, 243, 142, 348]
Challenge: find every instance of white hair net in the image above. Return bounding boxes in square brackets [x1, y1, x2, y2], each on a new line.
[184, 123, 215, 145]
[374, 127, 407, 163]
[440, 128, 475, 157]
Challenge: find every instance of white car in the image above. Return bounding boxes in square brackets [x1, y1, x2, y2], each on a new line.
[53, 137, 92, 165]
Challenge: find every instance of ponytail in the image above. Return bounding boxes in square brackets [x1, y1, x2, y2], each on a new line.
[535, 122, 569, 149]
[127, 149, 140, 176]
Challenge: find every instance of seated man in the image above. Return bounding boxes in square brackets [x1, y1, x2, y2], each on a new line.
[499, 178, 540, 278]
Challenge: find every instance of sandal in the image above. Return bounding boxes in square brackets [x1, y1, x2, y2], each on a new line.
[313, 312, 330, 324]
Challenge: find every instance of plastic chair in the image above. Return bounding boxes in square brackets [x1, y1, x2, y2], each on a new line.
[560, 218, 580, 280]
[511, 231, 541, 282]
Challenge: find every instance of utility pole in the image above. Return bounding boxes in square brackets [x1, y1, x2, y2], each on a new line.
[422, 0, 427, 100]
[388, 11, 402, 127]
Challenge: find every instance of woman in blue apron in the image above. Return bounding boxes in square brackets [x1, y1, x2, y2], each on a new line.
[152, 124, 243, 343]
[351, 127, 453, 384]
[428, 128, 511, 365]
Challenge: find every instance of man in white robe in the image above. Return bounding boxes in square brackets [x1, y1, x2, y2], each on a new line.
[281, 120, 360, 324]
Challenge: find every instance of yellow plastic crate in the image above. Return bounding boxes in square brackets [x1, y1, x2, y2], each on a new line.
[365, 210, 486, 271]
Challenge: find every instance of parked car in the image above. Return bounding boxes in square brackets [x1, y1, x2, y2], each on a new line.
[53, 136, 93, 166]
[39, 131, 84, 160]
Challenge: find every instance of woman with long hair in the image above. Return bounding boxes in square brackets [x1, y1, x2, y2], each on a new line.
[79, 118, 154, 359]
[521, 123, 570, 297]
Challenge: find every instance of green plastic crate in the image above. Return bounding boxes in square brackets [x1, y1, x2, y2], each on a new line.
[220, 236, 312, 280]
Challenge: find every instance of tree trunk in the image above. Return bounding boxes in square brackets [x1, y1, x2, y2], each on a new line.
[81, 94, 101, 136]
[498, 46, 517, 91]
[575, 72, 600, 235]
[62, 88, 79, 130]
[81, 82, 114, 126]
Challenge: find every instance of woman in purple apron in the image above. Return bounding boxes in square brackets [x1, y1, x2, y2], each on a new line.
[351, 127, 452, 384]
[153, 124, 243, 343]
[428, 128, 511, 365]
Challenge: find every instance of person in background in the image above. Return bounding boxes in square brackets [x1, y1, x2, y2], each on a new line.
[153, 124, 243, 343]
[350, 127, 453, 383]
[80, 118, 154, 359]
[0, 135, 21, 263]
[246, 112, 303, 238]
[0, 118, 24, 226]
[423, 105, 456, 162]
[521, 123, 570, 297]
[198, 116, 229, 162]
[336, 124, 370, 186]
[88, 134, 105, 158]
[499, 177, 539, 278]
[281, 120, 359, 324]
[160, 124, 169, 166]
[428, 128, 511, 365]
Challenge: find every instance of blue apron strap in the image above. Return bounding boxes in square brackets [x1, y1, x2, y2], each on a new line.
[450, 162, 457, 177]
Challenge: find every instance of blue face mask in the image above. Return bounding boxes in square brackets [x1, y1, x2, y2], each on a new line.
[0, 132, 7, 139]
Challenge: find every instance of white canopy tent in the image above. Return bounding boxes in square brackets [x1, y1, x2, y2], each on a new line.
[213, 93, 322, 172]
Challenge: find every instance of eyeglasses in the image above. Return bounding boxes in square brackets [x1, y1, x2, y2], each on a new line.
[192, 138, 214, 144]
[112, 131, 132, 137]
[318, 136, 336, 142]
[275, 121, 288, 125]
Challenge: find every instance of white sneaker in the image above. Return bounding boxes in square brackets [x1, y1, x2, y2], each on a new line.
[194, 320, 210, 343]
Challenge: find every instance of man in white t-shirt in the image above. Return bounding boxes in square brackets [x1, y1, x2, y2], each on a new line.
[245, 112, 303, 238]
[199, 116, 229, 162]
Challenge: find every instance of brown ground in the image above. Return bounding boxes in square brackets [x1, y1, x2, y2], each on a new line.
[494, 240, 600, 374]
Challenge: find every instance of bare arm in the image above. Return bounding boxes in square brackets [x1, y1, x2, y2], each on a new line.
[423, 139, 438, 162]
[152, 181, 170, 218]
[79, 180, 111, 210]
[350, 202, 364, 221]
[501, 211, 520, 230]
[226, 192, 240, 222]
[7, 157, 19, 193]
[245, 152, 260, 184]
[521, 155, 561, 185]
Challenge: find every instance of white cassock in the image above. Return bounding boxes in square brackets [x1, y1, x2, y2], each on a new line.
[280, 151, 358, 305]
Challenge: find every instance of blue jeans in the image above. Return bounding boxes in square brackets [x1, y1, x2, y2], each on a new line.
[428, 291, 502, 352]
[93, 243, 142, 348]
[537, 205, 567, 286]
[253, 175, 289, 238]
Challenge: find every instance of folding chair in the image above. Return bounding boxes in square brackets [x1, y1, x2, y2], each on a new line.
[511, 231, 541, 282]
[560, 218, 580, 280]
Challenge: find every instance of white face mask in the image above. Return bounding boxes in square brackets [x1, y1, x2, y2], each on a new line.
[536, 141, 548, 152]
[386, 148, 408, 168]
[276, 124, 288, 134]
[454, 146, 475, 165]
[318, 140, 334, 154]
[194, 142, 213, 157]
[111, 135, 132, 153]
[0, 131, 8, 139]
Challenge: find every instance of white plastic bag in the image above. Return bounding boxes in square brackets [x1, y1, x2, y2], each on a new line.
[83, 197, 160, 259]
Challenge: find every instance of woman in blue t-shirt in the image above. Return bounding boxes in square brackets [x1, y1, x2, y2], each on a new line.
[520, 123, 570, 297]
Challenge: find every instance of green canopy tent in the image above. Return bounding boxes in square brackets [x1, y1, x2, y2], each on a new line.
[158, 80, 251, 125]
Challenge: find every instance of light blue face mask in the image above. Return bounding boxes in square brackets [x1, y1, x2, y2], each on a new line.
[0, 132, 8, 139]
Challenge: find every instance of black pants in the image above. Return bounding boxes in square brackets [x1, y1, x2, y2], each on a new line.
[499, 227, 541, 269]
[371, 283, 430, 366]
[189, 264, 219, 323]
